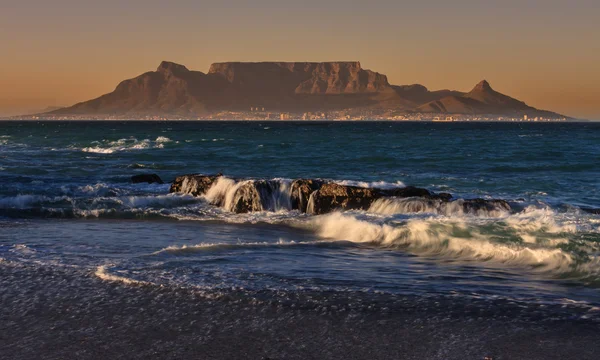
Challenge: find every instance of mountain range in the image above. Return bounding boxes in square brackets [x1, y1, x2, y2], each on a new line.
[46, 61, 567, 118]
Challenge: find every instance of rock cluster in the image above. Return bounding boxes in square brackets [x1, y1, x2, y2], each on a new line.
[169, 174, 511, 215]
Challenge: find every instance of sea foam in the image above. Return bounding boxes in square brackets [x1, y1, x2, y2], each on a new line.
[304, 211, 583, 274]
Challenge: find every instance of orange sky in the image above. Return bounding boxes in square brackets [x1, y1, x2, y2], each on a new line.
[1, 0, 599, 118]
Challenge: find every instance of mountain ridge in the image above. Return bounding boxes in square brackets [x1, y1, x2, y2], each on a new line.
[46, 61, 568, 118]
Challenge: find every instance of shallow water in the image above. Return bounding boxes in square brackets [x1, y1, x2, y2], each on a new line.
[1, 120, 600, 319]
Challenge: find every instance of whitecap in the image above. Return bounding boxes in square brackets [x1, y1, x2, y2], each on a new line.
[95, 265, 151, 285]
[153, 239, 302, 255]
[155, 136, 172, 143]
[302, 211, 581, 274]
[333, 179, 406, 189]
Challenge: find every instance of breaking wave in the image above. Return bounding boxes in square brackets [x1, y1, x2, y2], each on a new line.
[153, 239, 312, 255]
[80, 137, 169, 154]
[304, 208, 598, 276]
[369, 197, 510, 217]
[95, 265, 151, 285]
[333, 179, 406, 189]
[200, 177, 293, 213]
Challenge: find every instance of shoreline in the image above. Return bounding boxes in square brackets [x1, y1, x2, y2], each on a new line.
[2, 261, 599, 360]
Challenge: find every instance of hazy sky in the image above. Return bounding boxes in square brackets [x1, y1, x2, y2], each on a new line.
[1, 0, 599, 118]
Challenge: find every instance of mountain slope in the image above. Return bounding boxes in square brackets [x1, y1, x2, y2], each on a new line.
[46, 62, 568, 118]
[50, 61, 229, 115]
[417, 80, 565, 117]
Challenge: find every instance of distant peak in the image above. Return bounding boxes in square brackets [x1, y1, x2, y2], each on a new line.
[157, 61, 189, 74]
[472, 80, 492, 92]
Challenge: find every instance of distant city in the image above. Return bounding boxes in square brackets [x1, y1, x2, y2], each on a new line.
[14, 109, 570, 122]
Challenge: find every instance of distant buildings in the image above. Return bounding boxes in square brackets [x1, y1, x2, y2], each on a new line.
[7, 109, 569, 122]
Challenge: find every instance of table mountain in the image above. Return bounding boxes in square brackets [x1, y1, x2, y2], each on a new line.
[46, 61, 567, 118]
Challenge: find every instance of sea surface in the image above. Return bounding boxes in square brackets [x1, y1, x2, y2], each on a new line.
[2, 120, 600, 328]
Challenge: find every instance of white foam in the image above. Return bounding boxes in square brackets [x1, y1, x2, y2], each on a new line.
[203, 177, 248, 211]
[305, 212, 577, 273]
[9, 244, 36, 255]
[264, 179, 292, 212]
[81, 147, 115, 154]
[505, 206, 577, 234]
[155, 136, 172, 143]
[80, 137, 157, 153]
[95, 265, 151, 285]
[154, 239, 302, 255]
[333, 179, 406, 189]
[368, 197, 509, 217]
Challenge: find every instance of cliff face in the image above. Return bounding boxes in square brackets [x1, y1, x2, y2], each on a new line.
[208, 62, 390, 95]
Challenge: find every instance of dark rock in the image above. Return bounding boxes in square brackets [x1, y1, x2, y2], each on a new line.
[290, 179, 325, 212]
[229, 180, 273, 213]
[167, 173, 517, 217]
[438, 193, 453, 201]
[384, 186, 433, 198]
[307, 183, 385, 215]
[169, 174, 222, 196]
[461, 199, 511, 214]
[580, 207, 600, 215]
[131, 174, 164, 184]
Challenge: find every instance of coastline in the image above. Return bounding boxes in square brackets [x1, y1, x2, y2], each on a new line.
[2, 261, 599, 360]
[2, 120, 600, 359]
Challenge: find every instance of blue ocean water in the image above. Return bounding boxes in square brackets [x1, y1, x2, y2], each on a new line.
[1, 121, 600, 316]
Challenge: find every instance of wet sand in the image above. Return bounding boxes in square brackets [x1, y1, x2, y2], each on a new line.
[1, 262, 599, 360]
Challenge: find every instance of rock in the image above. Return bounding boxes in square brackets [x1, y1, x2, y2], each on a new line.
[461, 198, 511, 214]
[384, 186, 433, 198]
[580, 207, 600, 215]
[438, 193, 453, 201]
[307, 183, 385, 215]
[290, 179, 325, 212]
[169, 174, 222, 196]
[167, 174, 516, 216]
[229, 180, 273, 213]
[208, 62, 389, 95]
[382, 186, 453, 202]
[131, 174, 164, 184]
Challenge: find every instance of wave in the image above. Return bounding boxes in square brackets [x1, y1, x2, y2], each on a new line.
[201, 177, 293, 213]
[79, 137, 169, 154]
[155, 136, 172, 143]
[153, 239, 310, 255]
[95, 265, 151, 285]
[0, 195, 73, 209]
[369, 197, 510, 217]
[304, 210, 595, 275]
[0, 192, 202, 219]
[333, 179, 406, 189]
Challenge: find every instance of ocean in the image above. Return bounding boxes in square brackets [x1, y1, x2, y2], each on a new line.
[2, 120, 600, 359]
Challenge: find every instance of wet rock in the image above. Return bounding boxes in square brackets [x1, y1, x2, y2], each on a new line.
[383, 186, 452, 201]
[290, 179, 325, 212]
[169, 173, 222, 196]
[131, 174, 164, 184]
[437, 193, 453, 201]
[168, 173, 515, 216]
[229, 180, 272, 213]
[580, 207, 600, 215]
[307, 183, 385, 215]
[384, 186, 433, 198]
[461, 199, 511, 214]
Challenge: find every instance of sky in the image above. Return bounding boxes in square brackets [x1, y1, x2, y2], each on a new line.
[1, 0, 599, 118]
